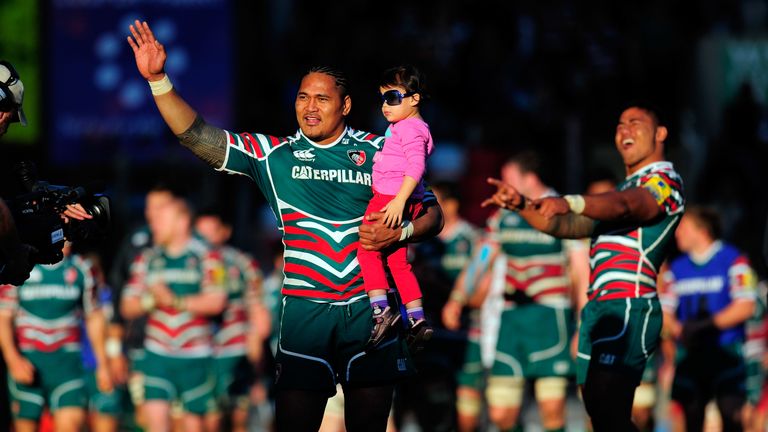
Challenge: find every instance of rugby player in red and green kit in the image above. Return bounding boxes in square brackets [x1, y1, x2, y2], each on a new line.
[127, 20, 443, 432]
[482, 105, 685, 431]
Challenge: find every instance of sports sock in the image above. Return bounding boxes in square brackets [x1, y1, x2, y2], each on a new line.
[370, 295, 389, 313]
[406, 306, 425, 322]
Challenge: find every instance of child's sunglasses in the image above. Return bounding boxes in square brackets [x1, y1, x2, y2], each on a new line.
[380, 89, 415, 106]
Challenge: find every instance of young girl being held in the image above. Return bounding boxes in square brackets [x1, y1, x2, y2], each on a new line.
[358, 65, 434, 352]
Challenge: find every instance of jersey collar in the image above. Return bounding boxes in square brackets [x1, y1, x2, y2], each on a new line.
[44, 259, 66, 270]
[690, 240, 722, 265]
[626, 161, 674, 180]
[298, 127, 350, 148]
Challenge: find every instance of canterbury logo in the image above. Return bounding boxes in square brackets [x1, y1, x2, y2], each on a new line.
[293, 149, 316, 162]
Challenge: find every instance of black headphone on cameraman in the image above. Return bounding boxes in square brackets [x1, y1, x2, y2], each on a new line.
[0, 60, 21, 112]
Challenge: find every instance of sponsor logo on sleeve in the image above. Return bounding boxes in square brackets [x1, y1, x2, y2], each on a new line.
[642, 175, 671, 205]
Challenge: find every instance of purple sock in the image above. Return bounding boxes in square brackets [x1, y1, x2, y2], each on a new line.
[406, 306, 425, 322]
[370, 295, 389, 313]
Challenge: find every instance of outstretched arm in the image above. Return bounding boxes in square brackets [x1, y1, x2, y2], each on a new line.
[482, 178, 665, 239]
[535, 188, 662, 223]
[127, 20, 227, 168]
[481, 178, 596, 239]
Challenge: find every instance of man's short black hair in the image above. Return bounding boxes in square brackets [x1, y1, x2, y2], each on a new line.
[196, 205, 233, 227]
[685, 205, 722, 241]
[148, 181, 185, 200]
[506, 150, 543, 176]
[585, 167, 618, 188]
[306, 66, 350, 99]
[621, 100, 665, 128]
[431, 181, 461, 202]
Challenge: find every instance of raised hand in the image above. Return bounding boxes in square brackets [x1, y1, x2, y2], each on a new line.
[481, 177, 525, 210]
[127, 20, 167, 81]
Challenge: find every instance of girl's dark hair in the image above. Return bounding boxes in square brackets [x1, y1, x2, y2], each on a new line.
[380, 65, 429, 104]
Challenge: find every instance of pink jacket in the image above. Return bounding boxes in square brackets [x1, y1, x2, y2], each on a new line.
[372, 117, 434, 198]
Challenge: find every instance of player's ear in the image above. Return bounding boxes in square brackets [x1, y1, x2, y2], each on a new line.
[655, 125, 668, 143]
[342, 95, 352, 117]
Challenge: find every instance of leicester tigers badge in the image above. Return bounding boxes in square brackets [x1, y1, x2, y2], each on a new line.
[347, 150, 366, 166]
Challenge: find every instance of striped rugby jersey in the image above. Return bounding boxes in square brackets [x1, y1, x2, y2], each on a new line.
[589, 161, 684, 301]
[214, 245, 262, 358]
[217, 127, 435, 303]
[125, 238, 226, 358]
[439, 219, 479, 283]
[487, 204, 582, 308]
[0, 255, 98, 353]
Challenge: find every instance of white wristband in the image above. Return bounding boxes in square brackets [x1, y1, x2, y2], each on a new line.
[105, 338, 122, 358]
[148, 74, 173, 96]
[563, 194, 586, 215]
[399, 220, 415, 241]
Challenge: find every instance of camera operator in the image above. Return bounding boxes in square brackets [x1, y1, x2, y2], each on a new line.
[0, 199, 33, 286]
[1, 60, 100, 431]
[1, 61, 34, 287]
[0, 60, 92, 286]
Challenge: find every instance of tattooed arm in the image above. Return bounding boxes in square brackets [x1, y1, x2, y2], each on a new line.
[127, 20, 227, 168]
[482, 177, 664, 239]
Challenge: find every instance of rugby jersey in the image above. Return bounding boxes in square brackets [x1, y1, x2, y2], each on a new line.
[589, 161, 684, 301]
[218, 127, 435, 304]
[487, 196, 582, 308]
[124, 237, 226, 358]
[438, 219, 479, 283]
[214, 245, 262, 358]
[0, 255, 98, 353]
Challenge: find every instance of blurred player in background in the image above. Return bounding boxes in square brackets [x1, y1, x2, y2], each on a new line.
[474, 153, 589, 432]
[742, 280, 768, 432]
[120, 197, 227, 432]
[0, 241, 112, 432]
[79, 250, 122, 432]
[194, 209, 268, 432]
[109, 184, 179, 429]
[661, 205, 757, 432]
